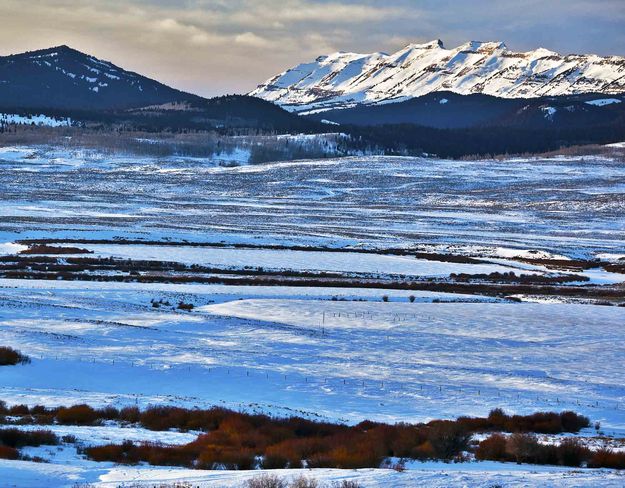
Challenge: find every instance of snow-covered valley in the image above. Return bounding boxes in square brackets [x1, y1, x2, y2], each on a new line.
[0, 145, 624, 487]
[1, 145, 624, 257]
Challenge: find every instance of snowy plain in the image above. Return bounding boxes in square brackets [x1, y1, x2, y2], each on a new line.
[3, 459, 625, 488]
[0, 145, 624, 486]
[52, 242, 534, 277]
[1, 279, 624, 486]
[1, 146, 625, 258]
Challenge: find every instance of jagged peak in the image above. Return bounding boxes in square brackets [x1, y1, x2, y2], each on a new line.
[457, 40, 507, 53]
[527, 47, 560, 58]
[399, 39, 445, 52]
[394, 39, 445, 56]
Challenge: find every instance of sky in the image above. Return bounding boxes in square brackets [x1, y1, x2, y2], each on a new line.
[0, 0, 624, 97]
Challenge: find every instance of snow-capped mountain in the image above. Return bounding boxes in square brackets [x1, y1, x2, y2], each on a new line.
[251, 40, 625, 113]
[0, 45, 199, 110]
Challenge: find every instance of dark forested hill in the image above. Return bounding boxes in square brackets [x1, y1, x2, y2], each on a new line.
[0, 46, 319, 132]
[307, 92, 625, 130]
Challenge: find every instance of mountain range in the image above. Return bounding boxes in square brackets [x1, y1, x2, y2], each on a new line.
[1, 43, 624, 157]
[251, 40, 625, 113]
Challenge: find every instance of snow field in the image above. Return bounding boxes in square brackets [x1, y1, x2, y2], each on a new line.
[2, 149, 624, 258]
[2, 458, 625, 487]
[1, 281, 623, 428]
[1, 146, 624, 487]
[49, 242, 535, 277]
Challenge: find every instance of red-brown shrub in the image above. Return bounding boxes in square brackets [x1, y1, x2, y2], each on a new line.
[140, 406, 190, 431]
[475, 434, 508, 461]
[0, 445, 19, 460]
[410, 440, 435, 459]
[268, 437, 328, 468]
[86, 443, 129, 463]
[588, 449, 625, 469]
[487, 408, 506, 425]
[144, 444, 196, 468]
[559, 411, 591, 433]
[57, 404, 99, 425]
[119, 406, 141, 423]
[427, 421, 471, 459]
[8, 404, 29, 415]
[386, 424, 428, 457]
[0, 347, 30, 366]
[506, 433, 540, 464]
[37, 403, 595, 471]
[556, 438, 591, 467]
[0, 428, 59, 448]
[261, 451, 290, 469]
[480, 409, 589, 435]
[326, 441, 384, 469]
[196, 445, 255, 470]
[477, 433, 595, 468]
[96, 406, 120, 420]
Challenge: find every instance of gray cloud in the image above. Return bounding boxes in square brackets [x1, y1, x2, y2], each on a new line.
[0, 0, 623, 97]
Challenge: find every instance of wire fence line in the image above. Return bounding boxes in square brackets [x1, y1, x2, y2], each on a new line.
[322, 311, 433, 323]
[35, 354, 623, 412]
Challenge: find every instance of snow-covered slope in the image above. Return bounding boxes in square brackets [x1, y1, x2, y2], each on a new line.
[251, 40, 625, 113]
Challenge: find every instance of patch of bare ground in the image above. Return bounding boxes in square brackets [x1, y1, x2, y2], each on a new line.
[19, 244, 92, 255]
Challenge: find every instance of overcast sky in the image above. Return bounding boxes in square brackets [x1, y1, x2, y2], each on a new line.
[1, 0, 623, 97]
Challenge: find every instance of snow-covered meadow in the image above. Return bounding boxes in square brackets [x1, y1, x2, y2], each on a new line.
[4, 458, 625, 488]
[1, 146, 624, 257]
[44, 242, 536, 277]
[1, 278, 624, 486]
[1, 279, 623, 425]
[1, 146, 624, 486]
